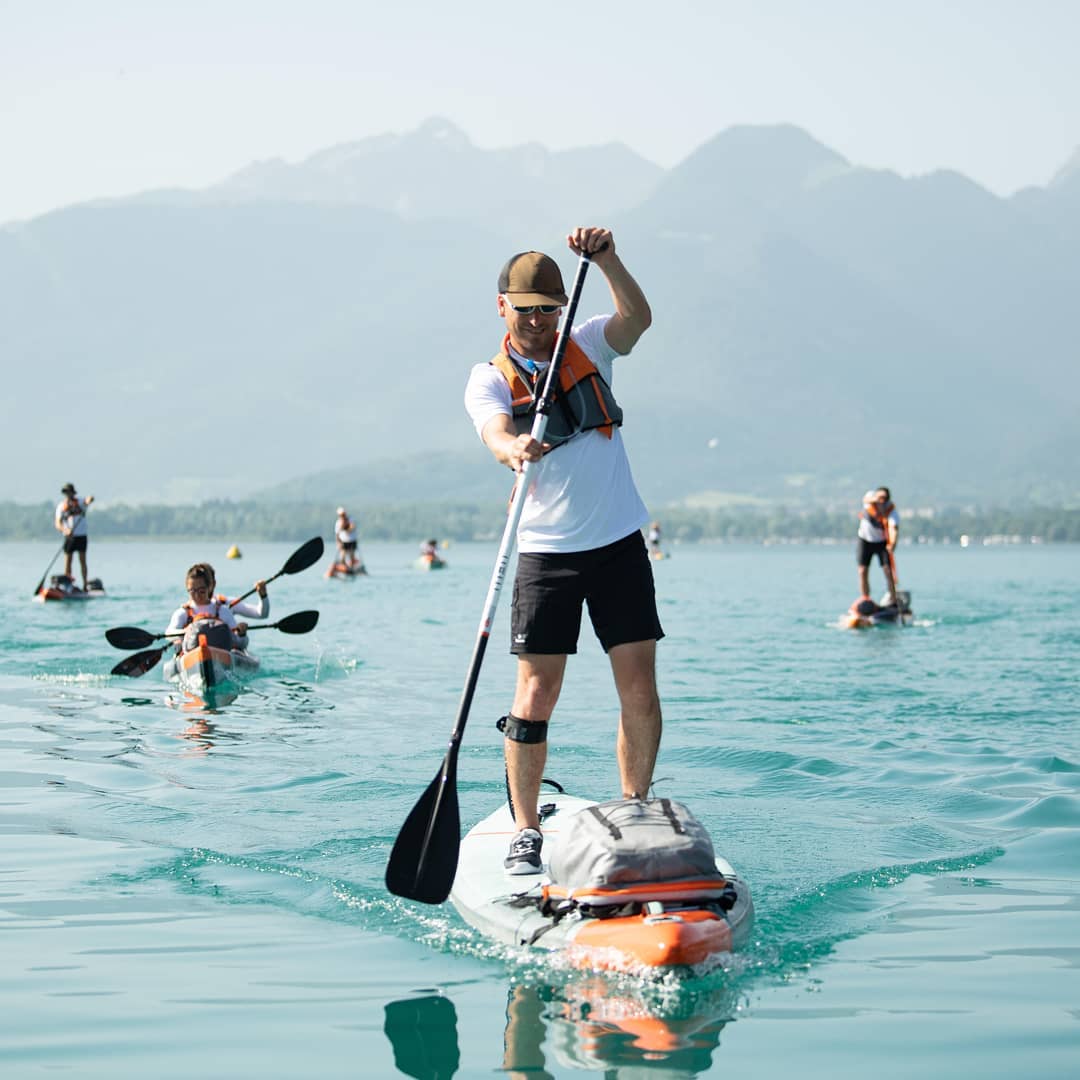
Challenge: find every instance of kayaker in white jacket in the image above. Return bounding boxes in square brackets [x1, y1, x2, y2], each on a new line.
[166, 563, 269, 651]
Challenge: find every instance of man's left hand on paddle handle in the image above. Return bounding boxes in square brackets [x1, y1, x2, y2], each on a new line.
[568, 226, 613, 263]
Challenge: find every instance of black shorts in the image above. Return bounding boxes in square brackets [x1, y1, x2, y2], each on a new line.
[341, 540, 357, 553]
[510, 531, 664, 655]
[63, 535, 88, 555]
[855, 537, 888, 567]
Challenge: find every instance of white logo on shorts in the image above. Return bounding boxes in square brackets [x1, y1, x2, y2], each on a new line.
[514, 633, 527, 644]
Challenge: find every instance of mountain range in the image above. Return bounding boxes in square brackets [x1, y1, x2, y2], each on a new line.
[2, 118, 1076, 509]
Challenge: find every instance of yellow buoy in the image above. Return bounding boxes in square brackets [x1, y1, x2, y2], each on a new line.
[226, 544, 242, 559]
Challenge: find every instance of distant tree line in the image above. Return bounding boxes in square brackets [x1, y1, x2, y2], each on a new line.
[3, 501, 1079, 544]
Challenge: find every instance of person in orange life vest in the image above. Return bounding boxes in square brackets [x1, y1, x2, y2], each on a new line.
[856, 487, 899, 605]
[463, 226, 661, 875]
[647, 520, 662, 555]
[55, 483, 94, 590]
[165, 563, 269, 651]
[334, 507, 360, 569]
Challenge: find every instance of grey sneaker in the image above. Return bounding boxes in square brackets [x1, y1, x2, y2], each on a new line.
[504, 828, 543, 875]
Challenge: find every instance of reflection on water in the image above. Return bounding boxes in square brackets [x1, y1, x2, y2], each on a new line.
[386, 980, 739, 1079]
[384, 994, 461, 1080]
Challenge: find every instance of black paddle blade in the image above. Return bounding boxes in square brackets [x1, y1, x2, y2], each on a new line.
[275, 609, 319, 635]
[106, 626, 158, 650]
[111, 647, 165, 678]
[283, 536, 324, 576]
[386, 753, 460, 904]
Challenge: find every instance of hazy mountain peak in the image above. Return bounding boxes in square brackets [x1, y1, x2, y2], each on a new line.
[205, 116, 660, 221]
[1049, 145, 1080, 188]
[637, 123, 852, 232]
[410, 116, 472, 149]
[683, 123, 848, 177]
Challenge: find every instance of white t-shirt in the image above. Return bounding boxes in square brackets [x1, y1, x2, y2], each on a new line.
[55, 499, 89, 536]
[464, 315, 649, 554]
[858, 509, 899, 543]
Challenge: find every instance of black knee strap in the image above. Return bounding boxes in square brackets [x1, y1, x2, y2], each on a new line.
[496, 713, 548, 744]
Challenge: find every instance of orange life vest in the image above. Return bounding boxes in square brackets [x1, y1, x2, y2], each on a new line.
[490, 332, 623, 451]
[860, 501, 895, 531]
[182, 595, 229, 625]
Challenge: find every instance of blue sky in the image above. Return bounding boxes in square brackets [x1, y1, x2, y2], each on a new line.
[2, 0, 1076, 224]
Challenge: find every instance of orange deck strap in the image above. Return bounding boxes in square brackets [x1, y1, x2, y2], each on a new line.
[543, 876, 730, 903]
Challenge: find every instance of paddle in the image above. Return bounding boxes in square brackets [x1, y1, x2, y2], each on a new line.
[107, 609, 320, 650]
[109, 610, 320, 677]
[229, 536, 324, 606]
[32, 507, 85, 597]
[385, 247, 601, 905]
[887, 548, 911, 618]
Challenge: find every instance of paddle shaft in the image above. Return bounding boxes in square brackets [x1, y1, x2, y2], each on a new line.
[229, 537, 323, 606]
[111, 611, 318, 676]
[230, 573, 278, 608]
[407, 249, 599, 893]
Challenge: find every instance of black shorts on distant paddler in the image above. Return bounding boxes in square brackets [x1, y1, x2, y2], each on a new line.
[63, 535, 88, 555]
[510, 531, 664, 655]
[855, 537, 888, 567]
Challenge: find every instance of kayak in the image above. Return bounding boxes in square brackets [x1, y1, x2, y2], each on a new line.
[415, 554, 447, 571]
[450, 792, 753, 976]
[325, 560, 367, 579]
[35, 576, 106, 602]
[163, 642, 260, 696]
[843, 590, 914, 628]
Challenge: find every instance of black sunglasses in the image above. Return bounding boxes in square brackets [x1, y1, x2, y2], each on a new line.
[504, 298, 561, 315]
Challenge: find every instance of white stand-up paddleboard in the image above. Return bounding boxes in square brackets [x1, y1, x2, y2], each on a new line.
[450, 790, 753, 976]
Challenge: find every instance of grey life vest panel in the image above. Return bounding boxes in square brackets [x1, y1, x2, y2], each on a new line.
[183, 618, 234, 653]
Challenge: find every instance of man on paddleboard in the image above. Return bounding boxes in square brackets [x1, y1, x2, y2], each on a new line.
[856, 487, 899, 605]
[334, 507, 361, 570]
[464, 227, 663, 874]
[55, 483, 94, 591]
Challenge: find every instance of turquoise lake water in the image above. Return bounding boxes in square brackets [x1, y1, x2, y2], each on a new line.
[1, 538, 1078, 1078]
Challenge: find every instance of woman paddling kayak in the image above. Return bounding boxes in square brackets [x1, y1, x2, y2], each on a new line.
[162, 563, 268, 696]
[165, 562, 269, 650]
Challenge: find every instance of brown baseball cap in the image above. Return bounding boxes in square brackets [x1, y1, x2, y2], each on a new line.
[497, 251, 568, 306]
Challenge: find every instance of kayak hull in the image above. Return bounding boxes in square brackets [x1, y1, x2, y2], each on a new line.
[450, 794, 753, 976]
[844, 609, 914, 629]
[35, 580, 106, 602]
[163, 643, 260, 696]
[326, 562, 367, 579]
[415, 555, 446, 571]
